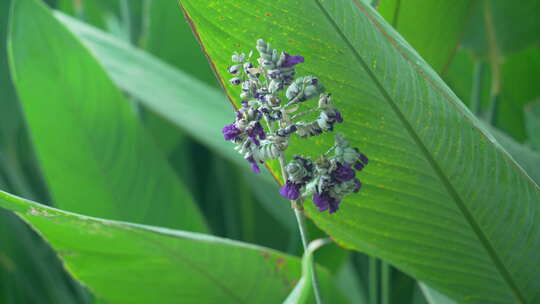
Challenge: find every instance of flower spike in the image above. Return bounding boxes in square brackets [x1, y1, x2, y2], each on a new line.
[222, 40, 368, 213]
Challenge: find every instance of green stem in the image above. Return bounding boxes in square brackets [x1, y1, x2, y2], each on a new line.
[483, 0, 501, 126]
[470, 61, 485, 115]
[488, 93, 500, 126]
[291, 107, 319, 120]
[369, 257, 378, 304]
[391, 0, 401, 28]
[120, 0, 132, 43]
[381, 262, 390, 304]
[278, 155, 323, 304]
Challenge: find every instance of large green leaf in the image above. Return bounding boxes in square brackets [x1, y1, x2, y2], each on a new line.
[377, 0, 471, 73]
[0, 189, 344, 304]
[55, 12, 305, 241]
[0, 0, 92, 302]
[178, 0, 540, 302]
[8, 0, 206, 232]
[54, 11, 245, 172]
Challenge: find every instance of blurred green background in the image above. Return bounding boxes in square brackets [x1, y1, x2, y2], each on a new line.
[0, 0, 538, 303]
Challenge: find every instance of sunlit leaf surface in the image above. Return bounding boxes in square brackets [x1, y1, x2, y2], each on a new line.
[178, 0, 540, 302]
[9, 0, 207, 232]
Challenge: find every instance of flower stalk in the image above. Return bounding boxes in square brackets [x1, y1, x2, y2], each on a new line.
[221, 39, 369, 302]
[278, 154, 323, 303]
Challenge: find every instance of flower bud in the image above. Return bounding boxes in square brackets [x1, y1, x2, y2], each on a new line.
[228, 65, 241, 74]
[232, 52, 245, 63]
[230, 77, 242, 85]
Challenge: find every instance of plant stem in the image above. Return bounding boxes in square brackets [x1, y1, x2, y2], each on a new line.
[470, 61, 485, 115]
[294, 209, 324, 303]
[120, 0, 132, 42]
[278, 155, 323, 304]
[391, 0, 401, 28]
[381, 262, 390, 304]
[487, 94, 500, 126]
[369, 257, 378, 304]
[483, 0, 501, 126]
[291, 107, 319, 120]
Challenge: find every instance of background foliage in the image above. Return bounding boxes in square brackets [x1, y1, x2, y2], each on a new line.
[0, 0, 539, 303]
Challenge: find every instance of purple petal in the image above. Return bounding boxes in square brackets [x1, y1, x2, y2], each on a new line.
[353, 178, 362, 193]
[335, 111, 344, 123]
[333, 163, 355, 182]
[236, 110, 244, 119]
[279, 181, 300, 200]
[251, 163, 261, 174]
[354, 161, 364, 171]
[328, 199, 341, 214]
[281, 52, 304, 68]
[230, 77, 242, 85]
[247, 122, 266, 145]
[313, 192, 341, 213]
[359, 153, 369, 165]
[222, 124, 242, 141]
[246, 156, 261, 174]
[313, 193, 329, 212]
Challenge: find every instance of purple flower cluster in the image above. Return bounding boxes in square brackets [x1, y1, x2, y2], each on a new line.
[281, 52, 305, 68]
[312, 158, 366, 214]
[222, 121, 266, 174]
[222, 124, 242, 141]
[279, 180, 301, 200]
[332, 163, 355, 182]
[246, 121, 266, 146]
[279, 138, 369, 214]
[221, 102, 268, 173]
[221, 40, 369, 215]
[313, 192, 341, 214]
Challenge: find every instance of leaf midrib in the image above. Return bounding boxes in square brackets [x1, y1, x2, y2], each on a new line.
[313, 0, 525, 301]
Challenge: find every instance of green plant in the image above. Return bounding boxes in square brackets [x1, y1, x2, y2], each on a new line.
[1, 0, 539, 303]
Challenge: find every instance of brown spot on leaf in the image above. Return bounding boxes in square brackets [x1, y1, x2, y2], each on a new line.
[265, 12, 272, 17]
[275, 257, 286, 271]
[261, 251, 270, 260]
